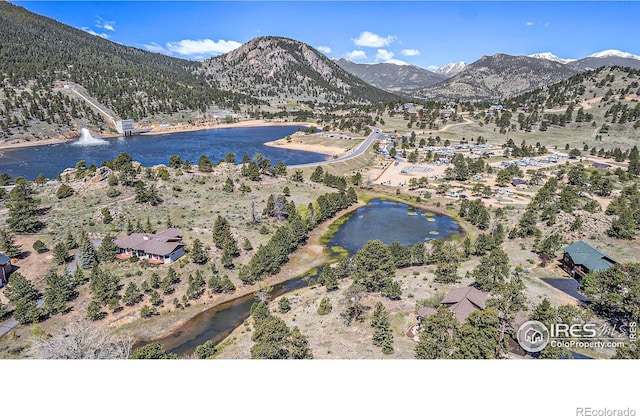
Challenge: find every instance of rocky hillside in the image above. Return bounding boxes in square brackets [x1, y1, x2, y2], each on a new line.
[200, 37, 399, 104]
[334, 59, 446, 95]
[0, 2, 254, 142]
[417, 53, 581, 102]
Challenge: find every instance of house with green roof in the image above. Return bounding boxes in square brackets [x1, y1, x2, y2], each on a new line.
[561, 241, 617, 280]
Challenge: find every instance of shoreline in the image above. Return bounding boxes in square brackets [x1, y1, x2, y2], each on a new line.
[0, 119, 314, 151]
[264, 138, 345, 157]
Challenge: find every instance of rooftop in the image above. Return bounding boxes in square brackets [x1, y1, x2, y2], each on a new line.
[563, 241, 617, 273]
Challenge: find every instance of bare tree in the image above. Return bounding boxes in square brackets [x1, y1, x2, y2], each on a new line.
[29, 322, 133, 359]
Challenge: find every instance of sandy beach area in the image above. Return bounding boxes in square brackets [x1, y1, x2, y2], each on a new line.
[0, 119, 315, 150]
[264, 137, 346, 156]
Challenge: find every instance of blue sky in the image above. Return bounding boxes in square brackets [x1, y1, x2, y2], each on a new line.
[12, 1, 640, 70]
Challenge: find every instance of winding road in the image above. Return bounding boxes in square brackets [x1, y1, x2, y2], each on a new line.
[288, 127, 383, 168]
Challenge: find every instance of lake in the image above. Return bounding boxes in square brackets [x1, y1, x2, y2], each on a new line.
[328, 198, 461, 253]
[0, 125, 325, 180]
[152, 198, 461, 357]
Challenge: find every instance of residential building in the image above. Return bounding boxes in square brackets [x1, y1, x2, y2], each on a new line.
[417, 286, 488, 323]
[0, 253, 11, 287]
[115, 228, 185, 265]
[561, 241, 617, 280]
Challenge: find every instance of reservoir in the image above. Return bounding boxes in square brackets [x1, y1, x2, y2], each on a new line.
[0, 125, 325, 180]
[153, 198, 461, 356]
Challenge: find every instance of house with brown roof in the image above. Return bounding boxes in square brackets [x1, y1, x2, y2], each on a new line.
[417, 286, 488, 323]
[115, 228, 185, 265]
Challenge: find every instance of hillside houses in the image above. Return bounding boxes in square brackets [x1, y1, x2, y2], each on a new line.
[115, 228, 185, 265]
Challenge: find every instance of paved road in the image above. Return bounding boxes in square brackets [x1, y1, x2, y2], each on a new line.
[0, 298, 44, 338]
[289, 127, 384, 169]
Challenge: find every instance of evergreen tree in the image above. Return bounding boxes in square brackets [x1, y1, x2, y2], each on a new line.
[190, 238, 209, 264]
[6, 178, 44, 233]
[317, 297, 332, 315]
[351, 240, 395, 292]
[79, 237, 98, 269]
[488, 272, 528, 358]
[123, 282, 142, 306]
[43, 269, 76, 315]
[415, 306, 458, 359]
[131, 343, 178, 359]
[382, 280, 402, 300]
[198, 155, 214, 172]
[371, 302, 394, 354]
[52, 242, 69, 266]
[149, 272, 160, 289]
[97, 234, 117, 263]
[194, 341, 218, 359]
[453, 309, 500, 359]
[187, 271, 206, 300]
[472, 248, 510, 292]
[0, 228, 22, 258]
[86, 299, 103, 321]
[288, 327, 313, 359]
[212, 215, 231, 249]
[4, 272, 41, 325]
[278, 296, 291, 313]
[222, 177, 234, 193]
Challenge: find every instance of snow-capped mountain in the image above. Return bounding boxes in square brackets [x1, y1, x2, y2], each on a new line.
[435, 62, 467, 78]
[528, 52, 576, 64]
[587, 49, 640, 60]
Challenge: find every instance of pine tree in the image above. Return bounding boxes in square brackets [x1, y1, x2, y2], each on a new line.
[278, 296, 291, 313]
[0, 228, 22, 258]
[43, 269, 76, 315]
[187, 271, 206, 299]
[97, 234, 117, 263]
[372, 303, 394, 355]
[150, 290, 163, 306]
[79, 237, 98, 269]
[6, 178, 44, 233]
[86, 299, 103, 321]
[212, 215, 230, 249]
[288, 327, 313, 359]
[149, 272, 160, 289]
[123, 282, 142, 306]
[4, 272, 41, 325]
[64, 228, 77, 250]
[190, 239, 208, 264]
[317, 297, 332, 315]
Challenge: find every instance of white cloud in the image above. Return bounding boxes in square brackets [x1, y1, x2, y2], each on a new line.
[345, 50, 368, 61]
[427, 65, 439, 71]
[352, 31, 397, 48]
[95, 16, 115, 31]
[82, 27, 110, 39]
[375, 49, 394, 61]
[142, 42, 168, 54]
[526, 21, 535, 26]
[544, 22, 550, 28]
[165, 39, 242, 59]
[316, 46, 332, 54]
[401, 49, 420, 57]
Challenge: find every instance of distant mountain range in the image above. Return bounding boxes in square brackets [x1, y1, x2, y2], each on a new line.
[334, 59, 446, 96]
[336, 49, 640, 101]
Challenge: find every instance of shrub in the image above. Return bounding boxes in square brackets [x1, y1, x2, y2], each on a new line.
[32, 240, 48, 253]
[56, 184, 75, 199]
